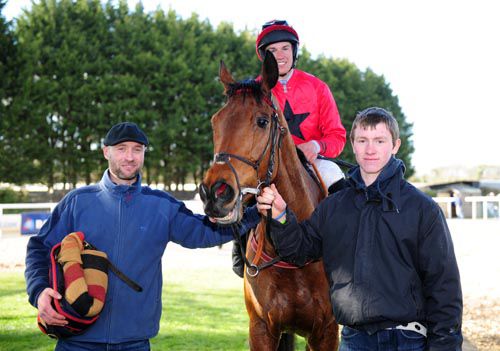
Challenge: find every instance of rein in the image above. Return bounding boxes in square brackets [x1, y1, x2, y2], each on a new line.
[214, 92, 286, 277]
[249, 236, 306, 269]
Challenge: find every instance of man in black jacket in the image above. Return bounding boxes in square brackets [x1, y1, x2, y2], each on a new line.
[256, 107, 462, 350]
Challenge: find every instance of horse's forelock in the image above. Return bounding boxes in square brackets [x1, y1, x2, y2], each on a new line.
[226, 79, 264, 104]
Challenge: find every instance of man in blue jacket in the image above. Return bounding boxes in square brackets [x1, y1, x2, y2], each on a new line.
[256, 107, 463, 350]
[25, 122, 260, 351]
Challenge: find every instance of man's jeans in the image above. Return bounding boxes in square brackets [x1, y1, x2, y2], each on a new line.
[339, 326, 426, 351]
[55, 339, 150, 351]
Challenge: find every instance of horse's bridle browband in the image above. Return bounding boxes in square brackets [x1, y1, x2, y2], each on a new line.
[214, 91, 286, 277]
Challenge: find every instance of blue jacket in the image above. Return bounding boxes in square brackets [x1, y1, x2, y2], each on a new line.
[270, 157, 463, 350]
[25, 170, 260, 343]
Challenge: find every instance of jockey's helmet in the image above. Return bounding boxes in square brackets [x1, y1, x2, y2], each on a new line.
[256, 20, 299, 67]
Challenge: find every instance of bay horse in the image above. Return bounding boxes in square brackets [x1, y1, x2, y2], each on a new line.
[199, 52, 339, 350]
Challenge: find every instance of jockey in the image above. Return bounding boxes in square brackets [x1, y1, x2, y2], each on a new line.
[232, 20, 348, 278]
[256, 19, 347, 191]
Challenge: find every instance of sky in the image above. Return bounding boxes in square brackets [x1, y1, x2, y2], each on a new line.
[4, 0, 500, 176]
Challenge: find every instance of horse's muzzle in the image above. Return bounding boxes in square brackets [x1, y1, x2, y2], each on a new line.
[199, 181, 240, 224]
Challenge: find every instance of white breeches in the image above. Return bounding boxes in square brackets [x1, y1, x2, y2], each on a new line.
[313, 158, 345, 189]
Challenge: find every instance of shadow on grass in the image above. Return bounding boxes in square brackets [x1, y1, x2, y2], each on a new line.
[152, 331, 250, 351]
[0, 272, 27, 299]
[0, 287, 27, 299]
[0, 330, 55, 351]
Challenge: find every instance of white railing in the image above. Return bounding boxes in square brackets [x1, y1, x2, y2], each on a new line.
[432, 197, 456, 219]
[465, 196, 500, 220]
[1, 196, 498, 238]
[0, 203, 57, 238]
[433, 196, 500, 220]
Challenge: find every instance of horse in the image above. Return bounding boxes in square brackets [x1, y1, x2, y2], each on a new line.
[199, 51, 339, 351]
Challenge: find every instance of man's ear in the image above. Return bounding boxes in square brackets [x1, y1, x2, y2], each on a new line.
[103, 146, 110, 160]
[392, 138, 401, 154]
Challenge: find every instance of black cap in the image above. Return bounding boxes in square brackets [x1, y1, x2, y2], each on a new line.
[103, 122, 149, 146]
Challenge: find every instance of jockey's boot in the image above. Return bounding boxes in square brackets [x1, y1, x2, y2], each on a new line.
[232, 238, 247, 278]
[328, 178, 348, 195]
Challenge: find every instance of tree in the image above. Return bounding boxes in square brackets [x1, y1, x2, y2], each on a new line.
[13, 0, 111, 191]
[0, 0, 39, 185]
[4, 1, 414, 189]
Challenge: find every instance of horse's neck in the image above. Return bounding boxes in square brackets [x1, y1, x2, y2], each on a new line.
[274, 140, 322, 221]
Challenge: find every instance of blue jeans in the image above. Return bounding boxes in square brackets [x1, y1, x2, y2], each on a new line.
[340, 326, 426, 351]
[55, 339, 150, 351]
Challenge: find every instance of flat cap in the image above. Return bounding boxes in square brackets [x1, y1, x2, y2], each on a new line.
[103, 122, 149, 146]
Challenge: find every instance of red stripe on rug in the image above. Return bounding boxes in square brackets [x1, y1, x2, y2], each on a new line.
[64, 263, 84, 289]
[87, 285, 106, 302]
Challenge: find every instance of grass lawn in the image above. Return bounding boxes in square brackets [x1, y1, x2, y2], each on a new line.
[0, 264, 307, 350]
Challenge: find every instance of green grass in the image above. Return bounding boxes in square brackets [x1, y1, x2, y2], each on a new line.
[0, 267, 306, 350]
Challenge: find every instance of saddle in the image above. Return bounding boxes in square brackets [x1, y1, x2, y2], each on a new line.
[295, 147, 324, 189]
[37, 232, 142, 339]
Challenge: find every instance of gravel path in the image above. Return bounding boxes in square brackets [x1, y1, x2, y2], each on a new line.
[1, 215, 498, 350]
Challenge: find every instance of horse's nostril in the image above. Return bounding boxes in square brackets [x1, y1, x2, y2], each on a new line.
[211, 181, 234, 203]
[215, 183, 227, 198]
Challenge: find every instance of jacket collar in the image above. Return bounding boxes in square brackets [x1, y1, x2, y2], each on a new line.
[347, 157, 405, 212]
[100, 169, 142, 195]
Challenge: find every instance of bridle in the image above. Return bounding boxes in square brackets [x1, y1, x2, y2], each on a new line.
[213, 93, 286, 200]
[213, 91, 286, 276]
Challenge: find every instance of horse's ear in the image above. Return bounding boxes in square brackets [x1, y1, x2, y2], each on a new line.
[261, 51, 279, 93]
[219, 60, 235, 91]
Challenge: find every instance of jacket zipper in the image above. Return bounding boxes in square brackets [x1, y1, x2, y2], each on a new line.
[107, 194, 124, 340]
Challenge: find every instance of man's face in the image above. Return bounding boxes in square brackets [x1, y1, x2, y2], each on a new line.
[351, 122, 401, 185]
[266, 41, 294, 76]
[103, 141, 145, 185]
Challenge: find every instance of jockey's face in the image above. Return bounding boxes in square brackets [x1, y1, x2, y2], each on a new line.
[266, 41, 294, 77]
[103, 141, 145, 185]
[352, 122, 401, 186]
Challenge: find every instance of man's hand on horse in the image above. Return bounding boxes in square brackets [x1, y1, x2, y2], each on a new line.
[297, 141, 319, 163]
[257, 184, 287, 220]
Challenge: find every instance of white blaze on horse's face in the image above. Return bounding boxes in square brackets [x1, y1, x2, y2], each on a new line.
[266, 41, 293, 77]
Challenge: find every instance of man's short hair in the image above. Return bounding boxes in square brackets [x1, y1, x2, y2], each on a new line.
[350, 107, 400, 146]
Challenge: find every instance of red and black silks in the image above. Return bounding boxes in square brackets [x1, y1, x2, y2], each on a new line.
[37, 232, 142, 339]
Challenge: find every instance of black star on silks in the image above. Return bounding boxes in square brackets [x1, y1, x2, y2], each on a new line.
[283, 100, 310, 140]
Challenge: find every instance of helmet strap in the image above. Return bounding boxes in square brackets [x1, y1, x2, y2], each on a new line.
[279, 68, 294, 80]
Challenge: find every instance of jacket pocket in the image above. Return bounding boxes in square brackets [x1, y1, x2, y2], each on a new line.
[341, 326, 361, 339]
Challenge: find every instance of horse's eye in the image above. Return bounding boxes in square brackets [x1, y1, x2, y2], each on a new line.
[257, 117, 269, 129]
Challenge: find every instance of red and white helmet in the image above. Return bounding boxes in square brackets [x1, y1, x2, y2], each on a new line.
[256, 20, 299, 66]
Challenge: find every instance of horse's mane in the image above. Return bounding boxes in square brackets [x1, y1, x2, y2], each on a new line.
[226, 79, 264, 105]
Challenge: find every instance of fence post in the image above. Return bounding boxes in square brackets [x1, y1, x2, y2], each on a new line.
[0, 207, 3, 239]
[471, 200, 477, 219]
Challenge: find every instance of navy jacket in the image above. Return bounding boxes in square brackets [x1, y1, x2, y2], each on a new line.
[25, 170, 260, 343]
[270, 157, 462, 350]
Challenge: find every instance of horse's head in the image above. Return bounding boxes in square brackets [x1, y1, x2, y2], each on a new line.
[200, 52, 285, 225]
